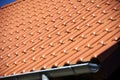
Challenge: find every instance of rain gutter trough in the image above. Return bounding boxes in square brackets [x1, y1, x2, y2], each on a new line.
[0, 63, 99, 80]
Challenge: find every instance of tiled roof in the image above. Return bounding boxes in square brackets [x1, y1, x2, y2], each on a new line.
[0, 0, 120, 77]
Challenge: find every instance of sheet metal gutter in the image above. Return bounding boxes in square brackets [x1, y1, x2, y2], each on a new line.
[0, 63, 99, 80]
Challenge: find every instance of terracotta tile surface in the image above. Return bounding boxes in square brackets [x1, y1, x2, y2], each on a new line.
[0, 0, 120, 77]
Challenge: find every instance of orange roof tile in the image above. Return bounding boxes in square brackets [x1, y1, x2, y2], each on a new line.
[0, 0, 120, 77]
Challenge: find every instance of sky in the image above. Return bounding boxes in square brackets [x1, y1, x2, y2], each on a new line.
[0, 0, 16, 8]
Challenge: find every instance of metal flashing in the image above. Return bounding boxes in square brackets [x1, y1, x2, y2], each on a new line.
[0, 63, 99, 80]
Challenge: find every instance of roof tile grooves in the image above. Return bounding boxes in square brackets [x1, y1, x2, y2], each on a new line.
[0, 0, 98, 60]
[0, 2, 118, 70]
[0, 0, 81, 52]
[0, 0, 120, 76]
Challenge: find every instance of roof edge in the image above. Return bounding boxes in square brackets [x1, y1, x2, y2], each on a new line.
[0, 63, 99, 80]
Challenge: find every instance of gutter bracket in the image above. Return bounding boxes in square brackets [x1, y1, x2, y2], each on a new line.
[42, 74, 49, 80]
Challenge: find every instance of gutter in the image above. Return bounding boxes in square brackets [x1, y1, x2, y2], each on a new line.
[0, 63, 99, 80]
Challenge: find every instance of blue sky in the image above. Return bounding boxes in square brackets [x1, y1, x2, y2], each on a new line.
[0, 0, 16, 7]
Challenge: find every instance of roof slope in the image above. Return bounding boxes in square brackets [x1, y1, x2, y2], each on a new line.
[0, 0, 120, 77]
